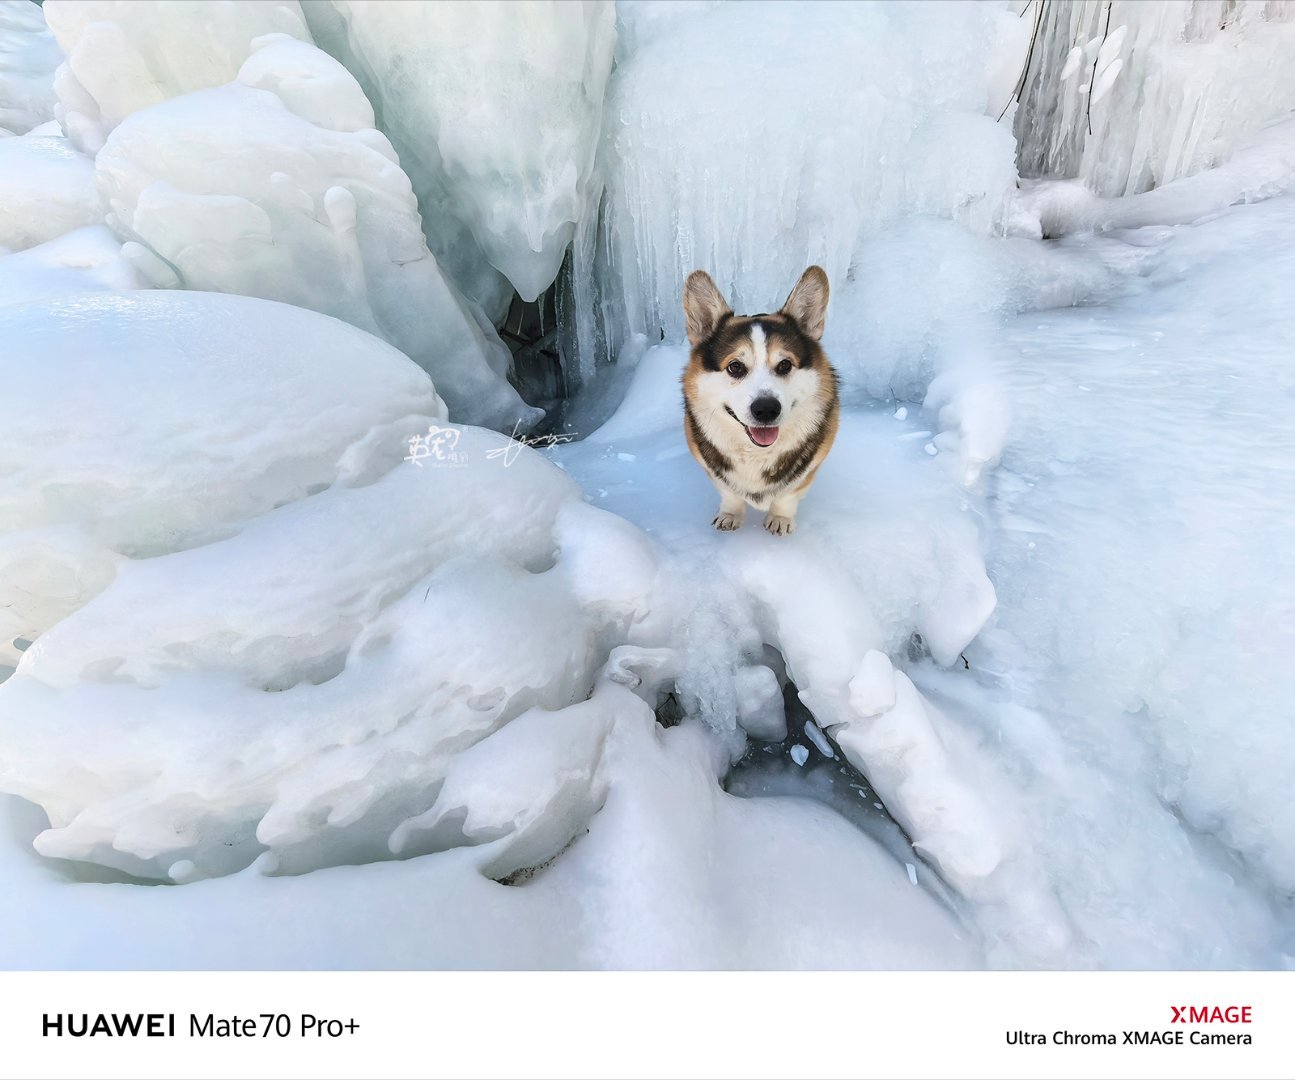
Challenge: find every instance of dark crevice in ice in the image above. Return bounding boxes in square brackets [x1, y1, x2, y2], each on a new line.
[724, 679, 960, 912]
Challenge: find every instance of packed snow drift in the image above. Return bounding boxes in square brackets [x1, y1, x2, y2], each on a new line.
[1, 0, 1294, 970]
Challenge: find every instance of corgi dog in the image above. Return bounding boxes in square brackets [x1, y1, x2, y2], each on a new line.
[682, 266, 839, 535]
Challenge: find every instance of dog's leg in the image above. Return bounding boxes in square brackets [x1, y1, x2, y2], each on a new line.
[712, 488, 746, 531]
[763, 491, 801, 536]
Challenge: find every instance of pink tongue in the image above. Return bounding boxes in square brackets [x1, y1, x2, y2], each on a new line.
[750, 425, 779, 447]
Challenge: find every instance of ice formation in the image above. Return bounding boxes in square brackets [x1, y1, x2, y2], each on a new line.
[2, 0, 1295, 972]
[95, 34, 538, 432]
[565, 1, 1033, 379]
[1017, 117, 1295, 237]
[43, 0, 312, 153]
[0, 0, 62, 135]
[1015, 0, 1295, 196]
[0, 291, 650, 879]
[303, 0, 616, 314]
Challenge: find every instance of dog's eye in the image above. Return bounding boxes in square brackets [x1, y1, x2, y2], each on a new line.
[775, 358, 794, 376]
[726, 360, 747, 378]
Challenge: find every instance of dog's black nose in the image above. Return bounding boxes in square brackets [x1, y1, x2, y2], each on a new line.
[750, 396, 781, 425]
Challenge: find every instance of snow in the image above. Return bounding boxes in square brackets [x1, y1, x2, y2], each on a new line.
[2, 0, 1294, 973]
[0, 132, 100, 251]
[979, 192, 1295, 912]
[733, 664, 786, 742]
[849, 651, 898, 719]
[1, 685, 976, 968]
[0, 224, 141, 305]
[94, 34, 538, 433]
[0, 272, 985, 966]
[0, 290, 444, 661]
[303, 0, 616, 313]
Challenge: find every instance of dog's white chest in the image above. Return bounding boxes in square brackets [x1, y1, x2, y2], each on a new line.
[715, 448, 781, 509]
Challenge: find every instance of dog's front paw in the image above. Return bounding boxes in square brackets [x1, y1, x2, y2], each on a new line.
[712, 511, 744, 531]
[763, 513, 795, 536]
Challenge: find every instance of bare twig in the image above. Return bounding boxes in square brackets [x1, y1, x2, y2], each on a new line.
[998, 0, 1045, 123]
[1086, 1, 1112, 136]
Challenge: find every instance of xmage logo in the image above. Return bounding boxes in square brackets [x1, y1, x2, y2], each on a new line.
[1170, 1005, 1252, 1024]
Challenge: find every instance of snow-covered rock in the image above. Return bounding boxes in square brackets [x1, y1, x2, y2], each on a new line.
[1, 551, 602, 880]
[0, 289, 444, 658]
[0, 224, 142, 305]
[0, 0, 62, 135]
[95, 35, 539, 432]
[0, 132, 100, 251]
[388, 694, 614, 880]
[0, 313, 656, 881]
[16, 432, 581, 694]
[303, 0, 616, 313]
[43, 0, 312, 153]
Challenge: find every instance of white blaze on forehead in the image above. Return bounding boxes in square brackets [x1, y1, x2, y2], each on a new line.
[749, 322, 768, 367]
[743, 322, 782, 409]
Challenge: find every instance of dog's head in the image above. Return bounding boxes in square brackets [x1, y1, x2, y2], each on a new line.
[682, 266, 832, 449]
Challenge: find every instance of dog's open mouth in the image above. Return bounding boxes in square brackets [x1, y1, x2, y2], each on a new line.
[725, 406, 780, 447]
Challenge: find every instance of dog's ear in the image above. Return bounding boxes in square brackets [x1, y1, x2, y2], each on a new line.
[781, 266, 829, 341]
[683, 270, 732, 346]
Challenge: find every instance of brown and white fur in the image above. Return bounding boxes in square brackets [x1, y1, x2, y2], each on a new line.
[682, 266, 839, 536]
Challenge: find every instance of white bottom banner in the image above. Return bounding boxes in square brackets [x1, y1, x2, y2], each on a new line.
[0, 970, 1289, 1079]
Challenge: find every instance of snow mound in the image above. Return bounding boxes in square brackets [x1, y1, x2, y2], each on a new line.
[538, 682, 977, 968]
[0, 133, 100, 251]
[566, 1, 1032, 379]
[1, 363, 660, 881]
[1, 683, 980, 968]
[19, 428, 584, 694]
[43, 0, 311, 153]
[387, 693, 614, 881]
[95, 34, 538, 433]
[544, 345, 1073, 955]
[305, 0, 616, 312]
[824, 217, 1126, 404]
[0, 225, 143, 306]
[0, 0, 62, 135]
[0, 290, 444, 658]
